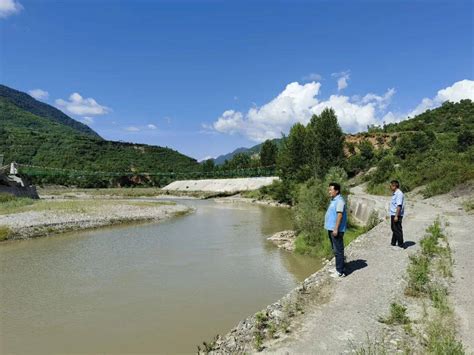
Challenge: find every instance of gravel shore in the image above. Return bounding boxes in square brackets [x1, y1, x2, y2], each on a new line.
[0, 200, 192, 240]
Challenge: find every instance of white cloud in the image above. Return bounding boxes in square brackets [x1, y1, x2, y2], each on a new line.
[209, 79, 473, 142]
[211, 81, 392, 141]
[435, 79, 474, 103]
[55, 92, 110, 116]
[28, 89, 49, 100]
[125, 126, 140, 132]
[213, 82, 321, 141]
[81, 117, 94, 125]
[147, 124, 157, 130]
[199, 156, 215, 162]
[405, 79, 474, 118]
[332, 71, 350, 91]
[0, 0, 23, 18]
[302, 73, 323, 82]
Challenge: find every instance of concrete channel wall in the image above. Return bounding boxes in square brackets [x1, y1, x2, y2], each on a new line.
[162, 177, 279, 193]
[348, 193, 388, 225]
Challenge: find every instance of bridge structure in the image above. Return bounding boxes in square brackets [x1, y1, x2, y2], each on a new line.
[15, 163, 278, 181]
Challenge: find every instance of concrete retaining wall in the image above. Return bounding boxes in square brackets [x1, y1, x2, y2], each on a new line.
[348, 194, 388, 225]
[162, 177, 279, 193]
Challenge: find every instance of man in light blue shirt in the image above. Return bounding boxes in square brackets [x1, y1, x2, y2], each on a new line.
[325, 182, 347, 277]
[389, 180, 405, 248]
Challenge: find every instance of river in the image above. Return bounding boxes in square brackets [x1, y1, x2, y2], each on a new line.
[0, 198, 321, 353]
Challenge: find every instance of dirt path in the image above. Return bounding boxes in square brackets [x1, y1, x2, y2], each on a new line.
[261, 186, 473, 354]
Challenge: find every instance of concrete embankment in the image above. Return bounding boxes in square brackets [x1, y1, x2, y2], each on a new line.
[162, 177, 279, 193]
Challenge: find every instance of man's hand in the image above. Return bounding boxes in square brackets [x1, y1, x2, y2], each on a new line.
[332, 230, 338, 237]
[394, 216, 399, 222]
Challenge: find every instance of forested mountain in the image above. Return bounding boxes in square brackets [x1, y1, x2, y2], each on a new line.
[214, 138, 283, 165]
[0, 85, 101, 139]
[0, 86, 200, 185]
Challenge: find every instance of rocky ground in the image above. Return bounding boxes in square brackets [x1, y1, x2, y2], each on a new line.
[207, 184, 473, 354]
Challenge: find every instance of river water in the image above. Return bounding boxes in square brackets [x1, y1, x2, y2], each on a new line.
[0, 199, 321, 353]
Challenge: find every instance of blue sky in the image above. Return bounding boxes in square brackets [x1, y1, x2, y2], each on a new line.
[1, 0, 473, 161]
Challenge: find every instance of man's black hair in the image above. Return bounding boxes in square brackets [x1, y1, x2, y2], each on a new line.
[390, 180, 400, 188]
[329, 182, 341, 194]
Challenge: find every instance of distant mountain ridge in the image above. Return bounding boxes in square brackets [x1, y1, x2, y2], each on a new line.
[0, 85, 200, 183]
[213, 138, 283, 165]
[0, 85, 101, 139]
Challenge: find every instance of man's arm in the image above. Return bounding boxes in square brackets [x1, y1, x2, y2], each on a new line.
[332, 212, 343, 237]
[394, 206, 401, 222]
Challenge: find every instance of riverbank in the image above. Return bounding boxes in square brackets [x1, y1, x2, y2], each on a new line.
[0, 186, 289, 242]
[203, 184, 474, 353]
[0, 198, 192, 241]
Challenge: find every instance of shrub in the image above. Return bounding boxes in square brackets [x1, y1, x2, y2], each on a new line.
[378, 302, 410, 325]
[0, 225, 12, 241]
[405, 254, 430, 297]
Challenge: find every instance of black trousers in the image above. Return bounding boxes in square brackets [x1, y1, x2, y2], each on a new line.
[328, 231, 345, 274]
[391, 216, 404, 246]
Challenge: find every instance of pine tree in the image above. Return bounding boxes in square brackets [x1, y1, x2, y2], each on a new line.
[307, 108, 345, 177]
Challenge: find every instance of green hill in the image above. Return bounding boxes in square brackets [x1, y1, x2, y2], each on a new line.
[355, 99, 474, 197]
[0, 85, 101, 139]
[0, 86, 200, 187]
[384, 99, 474, 134]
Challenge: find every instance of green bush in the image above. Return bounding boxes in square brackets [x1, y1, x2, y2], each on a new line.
[405, 254, 430, 297]
[0, 193, 17, 203]
[0, 225, 12, 241]
[378, 302, 410, 325]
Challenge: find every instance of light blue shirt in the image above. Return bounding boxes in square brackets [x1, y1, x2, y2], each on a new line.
[324, 194, 347, 232]
[390, 189, 405, 216]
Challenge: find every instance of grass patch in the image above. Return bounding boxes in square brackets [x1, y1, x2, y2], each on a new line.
[0, 196, 36, 214]
[241, 189, 265, 199]
[0, 225, 12, 241]
[363, 210, 382, 232]
[378, 302, 410, 325]
[39, 187, 165, 197]
[429, 285, 450, 313]
[294, 225, 366, 259]
[462, 199, 474, 212]
[351, 334, 388, 355]
[196, 335, 219, 354]
[39, 187, 223, 199]
[365, 182, 391, 196]
[405, 253, 430, 297]
[425, 316, 464, 355]
[294, 231, 332, 258]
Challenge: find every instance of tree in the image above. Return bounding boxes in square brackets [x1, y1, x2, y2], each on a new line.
[358, 140, 375, 162]
[260, 139, 278, 166]
[229, 152, 251, 169]
[277, 123, 310, 182]
[201, 159, 215, 172]
[457, 129, 473, 152]
[307, 108, 345, 178]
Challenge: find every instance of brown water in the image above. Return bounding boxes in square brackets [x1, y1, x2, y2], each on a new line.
[0, 199, 321, 354]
